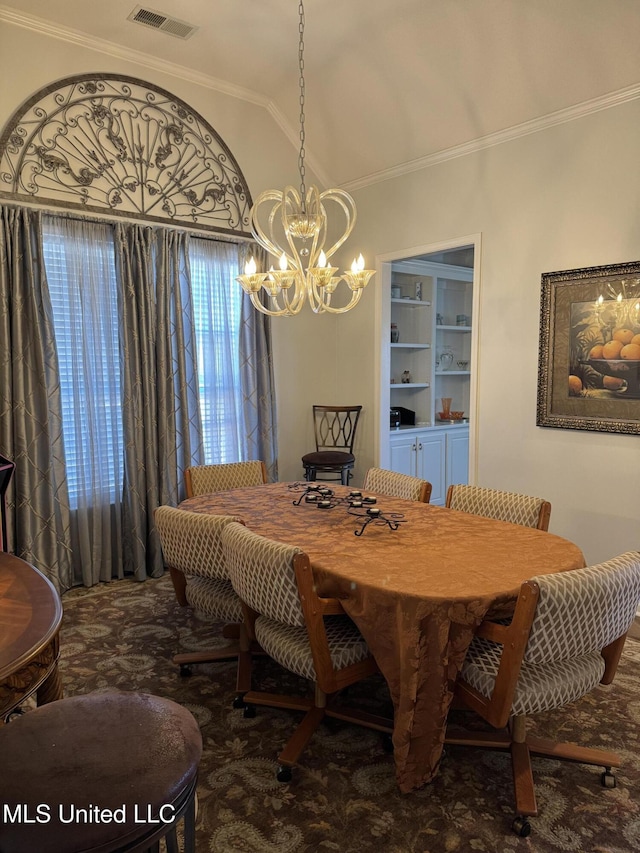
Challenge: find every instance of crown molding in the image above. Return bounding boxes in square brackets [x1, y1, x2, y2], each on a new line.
[3, 5, 636, 195]
[342, 82, 640, 193]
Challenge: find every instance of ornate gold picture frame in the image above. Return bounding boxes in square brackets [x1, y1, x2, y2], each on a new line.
[537, 261, 640, 434]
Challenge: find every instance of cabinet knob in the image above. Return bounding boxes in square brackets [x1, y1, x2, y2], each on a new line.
[418, 442, 422, 450]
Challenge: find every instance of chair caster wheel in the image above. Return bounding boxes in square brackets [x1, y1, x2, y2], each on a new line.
[601, 769, 617, 788]
[382, 733, 394, 753]
[276, 765, 292, 783]
[243, 704, 256, 719]
[179, 664, 192, 677]
[512, 816, 531, 837]
[232, 694, 245, 709]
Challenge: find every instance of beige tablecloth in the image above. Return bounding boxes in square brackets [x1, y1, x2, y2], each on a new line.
[181, 482, 585, 792]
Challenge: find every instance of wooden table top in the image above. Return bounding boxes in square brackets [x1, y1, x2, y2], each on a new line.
[0, 553, 63, 682]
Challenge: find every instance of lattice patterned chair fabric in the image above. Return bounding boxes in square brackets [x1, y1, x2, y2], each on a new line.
[446, 484, 551, 530]
[184, 460, 267, 498]
[363, 467, 431, 503]
[450, 550, 640, 837]
[155, 506, 253, 687]
[221, 521, 392, 781]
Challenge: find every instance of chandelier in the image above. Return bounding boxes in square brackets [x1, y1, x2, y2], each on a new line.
[236, 1, 375, 316]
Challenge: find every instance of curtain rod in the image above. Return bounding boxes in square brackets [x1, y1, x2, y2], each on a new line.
[0, 196, 255, 246]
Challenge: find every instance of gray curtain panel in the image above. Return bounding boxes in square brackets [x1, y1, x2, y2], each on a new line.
[115, 224, 204, 582]
[239, 243, 278, 482]
[0, 210, 275, 589]
[0, 205, 73, 592]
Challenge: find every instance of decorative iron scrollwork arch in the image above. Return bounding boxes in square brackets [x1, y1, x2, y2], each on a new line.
[0, 74, 252, 236]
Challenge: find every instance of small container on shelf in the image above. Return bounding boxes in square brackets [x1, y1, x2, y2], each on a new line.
[438, 347, 454, 370]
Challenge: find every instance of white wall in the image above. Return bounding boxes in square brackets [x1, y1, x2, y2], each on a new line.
[335, 99, 640, 564]
[2, 20, 639, 564]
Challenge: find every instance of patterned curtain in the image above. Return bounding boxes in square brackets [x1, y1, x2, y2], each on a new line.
[115, 224, 203, 581]
[0, 205, 73, 592]
[239, 243, 278, 482]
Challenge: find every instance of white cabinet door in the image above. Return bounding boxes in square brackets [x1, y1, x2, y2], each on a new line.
[417, 431, 446, 505]
[389, 433, 417, 477]
[446, 429, 469, 491]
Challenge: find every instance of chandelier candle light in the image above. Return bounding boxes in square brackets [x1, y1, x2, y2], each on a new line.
[236, 1, 375, 316]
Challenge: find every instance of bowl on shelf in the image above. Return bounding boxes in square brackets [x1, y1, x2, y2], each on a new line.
[457, 360, 469, 370]
[438, 411, 465, 422]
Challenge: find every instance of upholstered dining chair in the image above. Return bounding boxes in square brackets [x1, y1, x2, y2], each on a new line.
[363, 467, 432, 503]
[302, 405, 362, 485]
[184, 459, 267, 498]
[155, 506, 254, 701]
[445, 484, 551, 531]
[221, 520, 393, 782]
[447, 550, 640, 837]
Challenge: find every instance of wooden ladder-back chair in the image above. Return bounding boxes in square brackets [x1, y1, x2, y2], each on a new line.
[221, 521, 393, 782]
[446, 484, 551, 531]
[155, 506, 255, 702]
[302, 405, 362, 485]
[184, 460, 267, 498]
[447, 550, 640, 837]
[363, 467, 432, 503]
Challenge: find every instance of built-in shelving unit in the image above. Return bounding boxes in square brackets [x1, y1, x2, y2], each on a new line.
[384, 258, 475, 504]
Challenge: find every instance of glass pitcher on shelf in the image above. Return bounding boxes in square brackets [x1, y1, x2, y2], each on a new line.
[438, 347, 454, 371]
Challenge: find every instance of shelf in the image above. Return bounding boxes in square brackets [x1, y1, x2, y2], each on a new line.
[391, 298, 431, 306]
[436, 325, 472, 332]
[390, 382, 430, 389]
[435, 370, 470, 376]
[391, 342, 430, 349]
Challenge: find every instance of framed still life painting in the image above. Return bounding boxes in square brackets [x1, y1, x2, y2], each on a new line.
[537, 260, 640, 435]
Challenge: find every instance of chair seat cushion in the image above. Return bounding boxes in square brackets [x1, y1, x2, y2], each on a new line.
[0, 691, 202, 853]
[255, 614, 370, 681]
[186, 575, 243, 622]
[461, 636, 606, 716]
[302, 451, 355, 467]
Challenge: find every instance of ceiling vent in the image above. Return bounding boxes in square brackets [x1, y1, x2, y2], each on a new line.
[128, 6, 198, 39]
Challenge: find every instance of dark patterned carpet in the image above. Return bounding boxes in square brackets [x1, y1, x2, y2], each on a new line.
[57, 575, 640, 852]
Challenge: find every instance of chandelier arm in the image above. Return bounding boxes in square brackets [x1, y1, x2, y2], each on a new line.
[250, 291, 294, 318]
[318, 190, 357, 262]
[316, 287, 364, 315]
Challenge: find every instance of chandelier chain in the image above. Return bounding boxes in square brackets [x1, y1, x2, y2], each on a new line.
[297, 0, 307, 211]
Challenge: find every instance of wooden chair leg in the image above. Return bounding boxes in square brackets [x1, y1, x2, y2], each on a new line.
[222, 623, 241, 639]
[511, 740, 537, 817]
[526, 734, 620, 768]
[278, 705, 326, 768]
[510, 715, 537, 818]
[169, 567, 188, 606]
[235, 623, 253, 697]
[173, 643, 240, 668]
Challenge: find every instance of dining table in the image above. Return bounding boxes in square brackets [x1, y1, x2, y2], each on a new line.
[0, 552, 63, 719]
[180, 481, 585, 793]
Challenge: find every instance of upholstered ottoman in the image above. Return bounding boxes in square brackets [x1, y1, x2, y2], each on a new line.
[0, 691, 202, 853]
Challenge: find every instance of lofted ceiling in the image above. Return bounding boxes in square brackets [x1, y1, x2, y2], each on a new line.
[2, 0, 640, 189]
